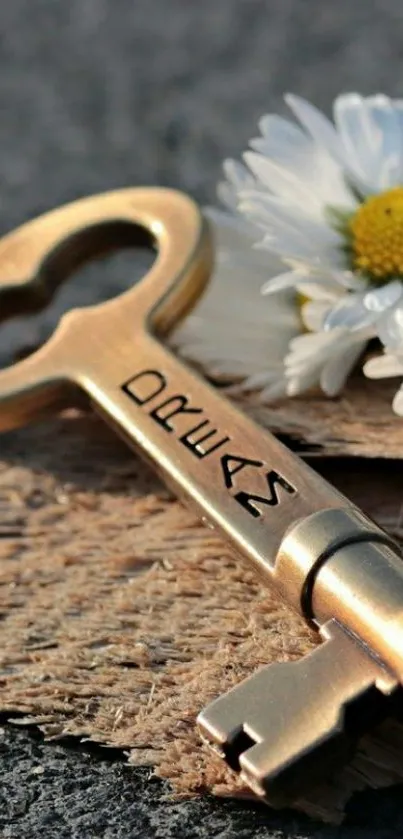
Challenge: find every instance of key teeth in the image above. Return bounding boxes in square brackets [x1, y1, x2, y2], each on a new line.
[198, 620, 399, 806]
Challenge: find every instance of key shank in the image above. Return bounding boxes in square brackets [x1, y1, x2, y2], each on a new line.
[76, 327, 347, 582]
[76, 325, 403, 657]
[72, 319, 403, 804]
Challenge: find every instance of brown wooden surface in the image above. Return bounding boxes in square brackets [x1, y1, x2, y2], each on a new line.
[233, 374, 403, 459]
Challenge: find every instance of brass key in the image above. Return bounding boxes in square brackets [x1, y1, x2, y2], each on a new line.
[0, 187, 402, 806]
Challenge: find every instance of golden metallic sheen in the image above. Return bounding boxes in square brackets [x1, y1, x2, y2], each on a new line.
[0, 187, 402, 806]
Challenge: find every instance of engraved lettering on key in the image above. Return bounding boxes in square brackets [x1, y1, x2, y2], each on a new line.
[234, 471, 297, 518]
[150, 394, 201, 432]
[122, 369, 166, 405]
[122, 367, 296, 510]
[221, 454, 263, 488]
[221, 455, 296, 518]
[179, 419, 230, 459]
[0, 187, 402, 808]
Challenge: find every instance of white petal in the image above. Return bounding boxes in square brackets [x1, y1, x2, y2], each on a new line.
[285, 326, 366, 398]
[261, 271, 302, 295]
[236, 370, 283, 391]
[217, 180, 239, 212]
[223, 158, 256, 190]
[364, 353, 403, 379]
[239, 189, 340, 247]
[296, 280, 342, 300]
[253, 231, 321, 262]
[207, 207, 256, 243]
[364, 279, 403, 313]
[332, 270, 368, 292]
[320, 339, 365, 395]
[387, 101, 403, 184]
[259, 379, 288, 401]
[301, 300, 329, 331]
[249, 131, 310, 163]
[243, 151, 324, 217]
[285, 93, 342, 161]
[286, 370, 320, 396]
[305, 267, 367, 293]
[332, 94, 403, 194]
[366, 97, 403, 188]
[205, 208, 284, 276]
[334, 94, 375, 189]
[323, 282, 402, 335]
[238, 194, 316, 244]
[173, 215, 301, 387]
[287, 330, 338, 358]
[250, 130, 353, 212]
[324, 293, 373, 331]
[285, 254, 354, 283]
[218, 158, 258, 211]
[258, 113, 309, 149]
[285, 93, 357, 208]
[393, 384, 403, 415]
[239, 207, 341, 268]
[377, 304, 403, 350]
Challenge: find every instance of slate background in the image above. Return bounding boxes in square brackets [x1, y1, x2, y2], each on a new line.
[2, 1, 403, 836]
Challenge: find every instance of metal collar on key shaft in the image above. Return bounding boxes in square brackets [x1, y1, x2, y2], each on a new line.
[276, 505, 403, 648]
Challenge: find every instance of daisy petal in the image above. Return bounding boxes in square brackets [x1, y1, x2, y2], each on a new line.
[285, 93, 342, 163]
[393, 384, 403, 415]
[296, 280, 342, 300]
[301, 300, 329, 331]
[334, 94, 376, 188]
[364, 279, 403, 313]
[223, 158, 256, 190]
[259, 380, 288, 401]
[363, 353, 403, 379]
[332, 94, 403, 193]
[366, 96, 403, 188]
[261, 270, 302, 295]
[320, 339, 364, 395]
[218, 158, 258, 211]
[239, 189, 340, 247]
[174, 213, 300, 390]
[377, 304, 403, 349]
[258, 113, 308, 148]
[243, 151, 323, 216]
[324, 293, 374, 332]
[286, 370, 319, 396]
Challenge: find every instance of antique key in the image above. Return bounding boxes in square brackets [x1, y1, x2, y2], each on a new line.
[0, 187, 402, 807]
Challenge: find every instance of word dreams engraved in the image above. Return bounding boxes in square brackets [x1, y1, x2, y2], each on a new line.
[122, 369, 296, 519]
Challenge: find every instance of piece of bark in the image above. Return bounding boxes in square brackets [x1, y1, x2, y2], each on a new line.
[232, 374, 403, 459]
[0, 410, 402, 824]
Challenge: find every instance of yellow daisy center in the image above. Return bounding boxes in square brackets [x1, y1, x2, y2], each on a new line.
[350, 186, 403, 283]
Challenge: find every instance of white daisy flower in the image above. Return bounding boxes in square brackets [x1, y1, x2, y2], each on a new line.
[176, 93, 403, 410]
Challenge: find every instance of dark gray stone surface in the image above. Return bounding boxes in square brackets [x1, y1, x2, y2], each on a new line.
[1, 0, 403, 835]
[2, 725, 403, 839]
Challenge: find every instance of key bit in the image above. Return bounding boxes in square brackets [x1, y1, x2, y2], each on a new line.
[198, 620, 399, 806]
[200, 508, 403, 804]
[0, 188, 402, 807]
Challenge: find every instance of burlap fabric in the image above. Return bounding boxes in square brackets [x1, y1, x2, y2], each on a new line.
[0, 393, 402, 824]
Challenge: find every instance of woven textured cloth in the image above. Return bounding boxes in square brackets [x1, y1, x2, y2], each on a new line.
[1, 408, 403, 823]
